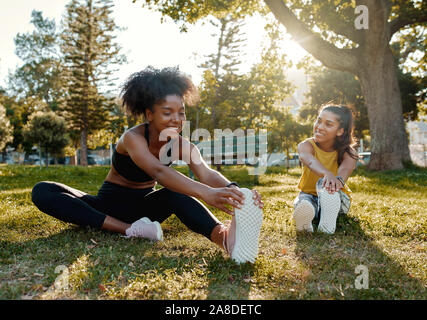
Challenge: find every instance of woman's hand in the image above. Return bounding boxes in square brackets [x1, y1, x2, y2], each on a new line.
[201, 187, 245, 216]
[228, 185, 263, 210]
[251, 189, 264, 210]
[322, 172, 344, 194]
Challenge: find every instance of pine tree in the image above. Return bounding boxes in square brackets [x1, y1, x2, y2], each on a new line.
[61, 0, 125, 166]
[198, 15, 246, 132]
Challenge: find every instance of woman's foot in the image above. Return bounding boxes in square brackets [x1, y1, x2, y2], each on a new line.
[227, 188, 263, 264]
[125, 217, 163, 241]
[221, 219, 235, 255]
[293, 200, 315, 232]
[317, 189, 341, 234]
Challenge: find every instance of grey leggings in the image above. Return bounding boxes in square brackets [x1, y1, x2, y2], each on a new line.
[31, 181, 221, 239]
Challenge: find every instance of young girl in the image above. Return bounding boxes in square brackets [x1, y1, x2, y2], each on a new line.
[31, 66, 263, 264]
[293, 105, 358, 234]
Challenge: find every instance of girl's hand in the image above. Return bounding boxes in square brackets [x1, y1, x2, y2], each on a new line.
[322, 172, 344, 194]
[228, 185, 263, 210]
[201, 187, 245, 216]
[251, 189, 264, 209]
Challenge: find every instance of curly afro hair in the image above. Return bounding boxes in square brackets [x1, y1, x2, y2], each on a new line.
[120, 66, 199, 118]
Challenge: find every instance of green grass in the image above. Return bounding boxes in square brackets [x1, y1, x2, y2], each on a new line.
[0, 163, 426, 300]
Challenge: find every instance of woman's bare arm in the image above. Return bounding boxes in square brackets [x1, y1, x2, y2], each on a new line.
[186, 143, 231, 187]
[123, 131, 244, 214]
[337, 149, 358, 182]
[298, 140, 330, 178]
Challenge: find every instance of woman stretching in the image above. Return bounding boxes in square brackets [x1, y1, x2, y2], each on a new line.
[293, 104, 358, 234]
[31, 66, 263, 263]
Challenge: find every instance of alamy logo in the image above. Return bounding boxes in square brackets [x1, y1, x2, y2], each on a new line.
[355, 5, 369, 30]
[158, 121, 268, 175]
[54, 265, 70, 291]
[354, 265, 369, 289]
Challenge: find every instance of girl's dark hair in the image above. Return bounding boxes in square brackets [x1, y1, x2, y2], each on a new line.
[120, 66, 199, 117]
[320, 104, 358, 165]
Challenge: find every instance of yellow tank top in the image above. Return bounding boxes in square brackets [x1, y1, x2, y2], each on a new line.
[297, 138, 351, 199]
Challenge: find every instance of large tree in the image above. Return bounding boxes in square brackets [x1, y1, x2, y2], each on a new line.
[61, 0, 125, 166]
[198, 15, 247, 133]
[8, 10, 64, 111]
[133, 0, 427, 170]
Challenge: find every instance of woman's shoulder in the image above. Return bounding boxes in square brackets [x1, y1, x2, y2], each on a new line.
[123, 124, 146, 139]
[298, 138, 315, 153]
[119, 124, 148, 152]
[298, 137, 315, 148]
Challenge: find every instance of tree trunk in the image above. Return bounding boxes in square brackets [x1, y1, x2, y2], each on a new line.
[80, 129, 88, 166]
[264, 0, 413, 171]
[38, 145, 42, 168]
[357, 44, 410, 170]
[45, 147, 49, 168]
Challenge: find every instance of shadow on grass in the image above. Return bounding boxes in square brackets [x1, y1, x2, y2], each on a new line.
[155, 220, 254, 299]
[353, 166, 427, 190]
[0, 220, 254, 299]
[205, 255, 254, 299]
[0, 226, 161, 299]
[294, 214, 425, 299]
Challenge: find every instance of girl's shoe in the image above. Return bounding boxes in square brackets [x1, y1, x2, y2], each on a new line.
[227, 188, 263, 264]
[293, 200, 315, 232]
[317, 189, 341, 234]
[125, 217, 163, 241]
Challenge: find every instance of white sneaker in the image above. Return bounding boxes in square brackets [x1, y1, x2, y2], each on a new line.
[125, 217, 163, 241]
[317, 189, 341, 234]
[229, 188, 263, 264]
[293, 200, 315, 232]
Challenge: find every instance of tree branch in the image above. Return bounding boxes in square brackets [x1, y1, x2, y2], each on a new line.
[389, 10, 427, 37]
[264, 0, 358, 74]
[327, 19, 364, 45]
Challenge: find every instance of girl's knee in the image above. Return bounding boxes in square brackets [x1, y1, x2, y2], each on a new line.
[31, 181, 54, 206]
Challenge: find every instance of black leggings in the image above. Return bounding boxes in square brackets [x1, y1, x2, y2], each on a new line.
[31, 181, 221, 239]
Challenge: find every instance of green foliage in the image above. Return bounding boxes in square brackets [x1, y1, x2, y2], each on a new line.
[0, 104, 13, 151]
[60, 0, 126, 165]
[188, 21, 294, 137]
[22, 111, 69, 166]
[268, 106, 310, 159]
[133, 0, 263, 31]
[8, 10, 64, 111]
[195, 15, 247, 133]
[241, 22, 293, 130]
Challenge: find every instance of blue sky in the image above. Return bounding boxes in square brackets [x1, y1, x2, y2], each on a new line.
[0, 0, 307, 90]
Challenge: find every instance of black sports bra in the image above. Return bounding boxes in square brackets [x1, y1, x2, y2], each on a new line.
[112, 123, 172, 182]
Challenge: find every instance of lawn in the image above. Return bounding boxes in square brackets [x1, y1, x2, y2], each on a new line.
[0, 163, 425, 300]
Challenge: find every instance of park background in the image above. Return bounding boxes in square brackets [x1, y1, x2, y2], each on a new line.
[0, 0, 425, 300]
